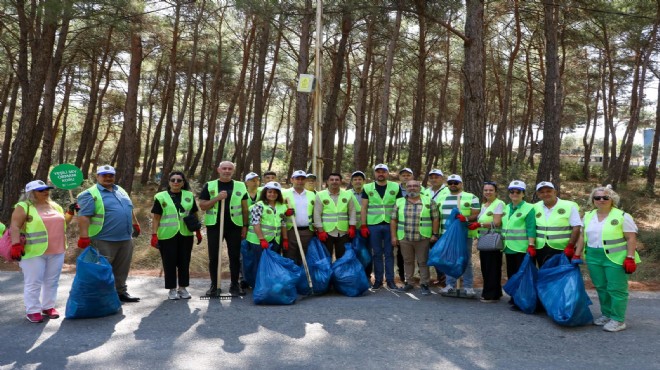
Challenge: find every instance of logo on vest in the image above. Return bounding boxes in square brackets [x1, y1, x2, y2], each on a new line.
[266, 209, 272, 215]
[425, 204, 430, 208]
[323, 199, 330, 205]
[557, 208, 566, 215]
[536, 212, 542, 218]
[26, 215, 33, 222]
[464, 202, 470, 207]
[369, 191, 374, 196]
[389, 190, 395, 195]
[162, 202, 167, 208]
[311, 200, 315, 205]
[611, 219, 619, 226]
[516, 212, 522, 217]
[341, 198, 348, 203]
[184, 197, 191, 202]
[235, 191, 241, 197]
[487, 211, 493, 216]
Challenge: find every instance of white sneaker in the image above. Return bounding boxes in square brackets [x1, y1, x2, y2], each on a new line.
[593, 315, 610, 326]
[168, 289, 179, 300]
[178, 287, 191, 299]
[464, 288, 475, 297]
[440, 285, 454, 294]
[603, 320, 626, 332]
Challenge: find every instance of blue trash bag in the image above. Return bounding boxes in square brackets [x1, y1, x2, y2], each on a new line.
[537, 254, 593, 327]
[65, 247, 121, 319]
[253, 249, 301, 305]
[503, 254, 538, 314]
[297, 237, 332, 295]
[241, 239, 264, 288]
[427, 208, 469, 278]
[331, 244, 370, 297]
[352, 235, 372, 268]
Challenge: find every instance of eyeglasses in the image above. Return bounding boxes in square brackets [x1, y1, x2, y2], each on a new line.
[508, 189, 522, 194]
[170, 178, 184, 183]
[447, 181, 460, 185]
[35, 189, 50, 192]
[593, 196, 611, 201]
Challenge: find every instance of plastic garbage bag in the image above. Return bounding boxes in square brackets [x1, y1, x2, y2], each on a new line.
[253, 249, 301, 305]
[241, 239, 264, 288]
[503, 254, 538, 314]
[297, 237, 332, 295]
[65, 247, 121, 319]
[352, 235, 372, 268]
[331, 244, 370, 297]
[427, 208, 469, 278]
[537, 254, 593, 326]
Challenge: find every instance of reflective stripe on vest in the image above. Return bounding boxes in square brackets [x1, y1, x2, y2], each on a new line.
[502, 202, 534, 253]
[584, 209, 641, 265]
[534, 199, 578, 250]
[17, 201, 67, 259]
[395, 197, 433, 239]
[155, 190, 194, 239]
[318, 189, 351, 232]
[204, 180, 247, 227]
[246, 202, 287, 244]
[364, 181, 399, 225]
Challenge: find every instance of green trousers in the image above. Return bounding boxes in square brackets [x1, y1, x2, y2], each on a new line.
[586, 247, 629, 322]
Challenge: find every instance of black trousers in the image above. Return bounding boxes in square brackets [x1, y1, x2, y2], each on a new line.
[505, 252, 526, 279]
[536, 246, 562, 268]
[207, 226, 242, 286]
[397, 246, 405, 281]
[159, 232, 193, 289]
[322, 234, 349, 261]
[479, 250, 503, 300]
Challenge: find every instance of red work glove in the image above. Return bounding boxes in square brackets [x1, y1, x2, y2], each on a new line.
[623, 257, 637, 274]
[132, 224, 141, 237]
[284, 208, 295, 217]
[150, 234, 159, 249]
[78, 237, 91, 249]
[527, 245, 536, 257]
[467, 222, 480, 230]
[571, 255, 583, 265]
[360, 225, 370, 238]
[196, 230, 203, 245]
[10, 243, 25, 261]
[282, 239, 289, 251]
[260, 239, 269, 249]
[318, 231, 329, 242]
[564, 243, 575, 258]
[67, 203, 80, 216]
[456, 214, 467, 222]
[348, 225, 356, 239]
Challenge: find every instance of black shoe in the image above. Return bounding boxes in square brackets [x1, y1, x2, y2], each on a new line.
[371, 282, 383, 290]
[205, 285, 220, 296]
[118, 292, 140, 303]
[229, 283, 246, 296]
[398, 284, 414, 292]
[240, 280, 250, 290]
[386, 282, 398, 290]
[509, 305, 522, 312]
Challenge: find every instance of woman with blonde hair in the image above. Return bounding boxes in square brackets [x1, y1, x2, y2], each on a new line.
[10, 180, 75, 323]
[573, 186, 641, 332]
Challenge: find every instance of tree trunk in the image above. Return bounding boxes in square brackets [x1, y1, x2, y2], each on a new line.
[247, 14, 271, 176]
[353, 16, 374, 171]
[377, 6, 402, 166]
[646, 73, 660, 195]
[290, 0, 313, 171]
[0, 79, 19, 184]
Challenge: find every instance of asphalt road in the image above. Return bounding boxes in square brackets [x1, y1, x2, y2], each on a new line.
[1, 271, 659, 370]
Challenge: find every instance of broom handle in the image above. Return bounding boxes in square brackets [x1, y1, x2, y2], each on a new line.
[218, 198, 225, 289]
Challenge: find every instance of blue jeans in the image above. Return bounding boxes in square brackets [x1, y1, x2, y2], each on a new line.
[368, 224, 394, 284]
[446, 238, 474, 289]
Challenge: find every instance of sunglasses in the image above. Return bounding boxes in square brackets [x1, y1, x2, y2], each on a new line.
[447, 181, 460, 185]
[593, 196, 611, 201]
[35, 189, 50, 192]
[170, 178, 184, 183]
[508, 189, 522, 194]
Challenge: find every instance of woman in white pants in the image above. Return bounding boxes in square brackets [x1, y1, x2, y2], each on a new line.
[10, 180, 74, 323]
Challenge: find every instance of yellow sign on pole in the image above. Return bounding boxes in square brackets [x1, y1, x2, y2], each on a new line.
[297, 74, 315, 93]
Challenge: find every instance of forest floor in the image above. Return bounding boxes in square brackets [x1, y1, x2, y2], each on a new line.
[2, 179, 658, 291]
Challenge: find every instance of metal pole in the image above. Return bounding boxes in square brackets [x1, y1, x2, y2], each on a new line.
[313, 0, 323, 189]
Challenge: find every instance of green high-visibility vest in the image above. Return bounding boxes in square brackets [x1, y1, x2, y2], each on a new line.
[282, 188, 315, 230]
[477, 198, 506, 237]
[502, 202, 534, 253]
[584, 209, 641, 265]
[246, 188, 261, 209]
[364, 181, 399, 225]
[246, 201, 287, 244]
[395, 197, 433, 239]
[425, 186, 449, 201]
[16, 201, 66, 259]
[534, 199, 579, 250]
[154, 190, 194, 239]
[351, 190, 363, 227]
[0, 222, 5, 235]
[317, 189, 352, 232]
[78, 185, 130, 237]
[204, 180, 247, 227]
[437, 191, 479, 238]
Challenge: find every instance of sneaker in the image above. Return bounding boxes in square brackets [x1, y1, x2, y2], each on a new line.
[464, 288, 476, 297]
[386, 282, 398, 290]
[370, 282, 383, 290]
[178, 287, 191, 299]
[42, 308, 60, 319]
[26, 312, 44, 323]
[439, 285, 454, 294]
[480, 298, 499, 303]
[168, 289, 179, 300]
[398, 284, 414, 292]
[229, 283, 246, 296]
[420, 284, 431, 296]
[205, 285, 219, 296]
[593, 315, 611, 326]
[603, 320, 627, 332]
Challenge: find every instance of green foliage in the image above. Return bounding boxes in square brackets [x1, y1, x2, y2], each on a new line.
[638, 229, 660, 261]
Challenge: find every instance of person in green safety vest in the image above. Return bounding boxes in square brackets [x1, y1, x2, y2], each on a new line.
[349, 170, 371, 279]
[245, 172, 261, 209]
[0, 221, 5, 235]
[424, 168, 449, 286]
[476, 181, 505, 303]
[530, 181, 582, 268]
[395, 168, 415, 284]
[150, 171, 202, 301]
[313, 173, 357, 261]
[390, 180, 440, 296]
[573, 186, 641, 332]
[282, 170, 316, 265]
[305, 173, 318, 193]
[198, 161, 249, 296]
[246, 181, 288, 254]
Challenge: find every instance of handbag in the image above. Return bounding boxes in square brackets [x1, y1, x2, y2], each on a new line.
[477, 223, 503, 251]
[183, 213, 202, 231]
[0, 203, 29, 261]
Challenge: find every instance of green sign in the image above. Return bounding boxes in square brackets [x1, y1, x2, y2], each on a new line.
[49, 164, 83, 190]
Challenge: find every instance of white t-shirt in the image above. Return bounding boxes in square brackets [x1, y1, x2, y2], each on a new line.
[292, 189, 310, 227]
[583, 212, 637, 249]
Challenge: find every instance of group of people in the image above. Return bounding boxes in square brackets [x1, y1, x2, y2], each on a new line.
[5, 161, 641, 332]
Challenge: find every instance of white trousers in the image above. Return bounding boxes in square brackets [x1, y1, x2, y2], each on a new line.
[19, 253, 65, 314]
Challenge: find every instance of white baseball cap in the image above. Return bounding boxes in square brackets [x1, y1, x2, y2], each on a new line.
[245, 172, 259, 181]
[264, 181, 282, 190]
[374, 163, 389, 172]
[508, 180, 526, 191]
[351, 171, 366, 179]
[25, 180, 54, 192]
[536, 181, 555, 191]
[399, 168, 413, 175]
[291, 170, 307, 178]
[96, 165, 116, 175]
[428, 169, 444, 177]
[447, 174, 462, 183]
[306, 173, 317, 179]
